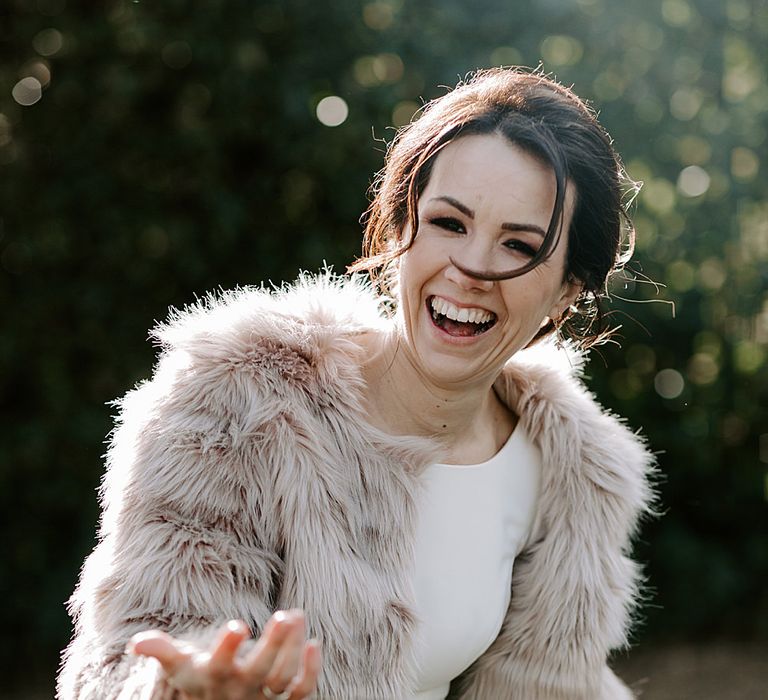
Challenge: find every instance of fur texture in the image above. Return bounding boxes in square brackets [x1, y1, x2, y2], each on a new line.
[58, 274, 655, 699]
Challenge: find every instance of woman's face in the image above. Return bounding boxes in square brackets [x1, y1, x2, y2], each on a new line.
[396, 133, 580, 388]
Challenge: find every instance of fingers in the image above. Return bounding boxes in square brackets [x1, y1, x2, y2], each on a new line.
[127, 614, 321, 700]
[242, 610, 300, 682]
[128, 620, 251, 697]
[242, 609, 321, 698]
[209, 620, 251, 677]
[288, 640, 322, 699]
[262, 613, 305, 693]
[127, 630, 188, 678]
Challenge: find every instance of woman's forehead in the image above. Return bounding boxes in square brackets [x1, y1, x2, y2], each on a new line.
[423, 134, 575, 224]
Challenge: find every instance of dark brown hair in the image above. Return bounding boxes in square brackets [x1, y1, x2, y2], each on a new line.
[349, 67, 638, 349]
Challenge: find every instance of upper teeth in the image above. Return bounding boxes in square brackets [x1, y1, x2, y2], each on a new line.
[430, 297, 495, 324]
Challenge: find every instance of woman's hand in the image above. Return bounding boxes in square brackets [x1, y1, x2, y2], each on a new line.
[127, 610, 321, 699]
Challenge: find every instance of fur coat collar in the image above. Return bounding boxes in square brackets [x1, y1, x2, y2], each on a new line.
[59, 274, 654, 700]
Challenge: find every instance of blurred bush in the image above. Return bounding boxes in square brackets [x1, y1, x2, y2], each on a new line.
[1, 0, 766, 687]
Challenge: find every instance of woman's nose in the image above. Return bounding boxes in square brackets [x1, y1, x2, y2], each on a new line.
[443, 258, 494, 292]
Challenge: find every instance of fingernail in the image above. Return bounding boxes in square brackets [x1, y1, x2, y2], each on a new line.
[227, 620, 244, 634]
[125, 631, 147, 655]
[273, 610, 287, 623]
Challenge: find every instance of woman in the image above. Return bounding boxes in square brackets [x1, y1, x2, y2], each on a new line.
[58, 68, 655, 699]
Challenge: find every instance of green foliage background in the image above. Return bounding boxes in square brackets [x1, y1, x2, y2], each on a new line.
[1, 0, 766, 689]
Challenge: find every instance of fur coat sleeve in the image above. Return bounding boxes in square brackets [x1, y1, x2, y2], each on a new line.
[57, 316, 285, 699]
[58, 275, 655, 700]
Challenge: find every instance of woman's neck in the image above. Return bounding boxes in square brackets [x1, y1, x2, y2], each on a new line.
[359, 329, 515, 464]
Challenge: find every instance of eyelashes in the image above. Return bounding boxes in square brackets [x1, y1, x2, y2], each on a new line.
[504, 240, 537, 257]
[426, 216, 538, 258]
[429, 216, 465, 233]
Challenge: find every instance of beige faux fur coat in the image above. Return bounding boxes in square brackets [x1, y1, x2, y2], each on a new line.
[58, 274, 655, 700]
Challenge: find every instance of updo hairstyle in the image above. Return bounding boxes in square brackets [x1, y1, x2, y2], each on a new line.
[349, 67, 638, 349]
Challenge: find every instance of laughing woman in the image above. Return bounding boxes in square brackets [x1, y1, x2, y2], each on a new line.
[59, 68, 655, 700]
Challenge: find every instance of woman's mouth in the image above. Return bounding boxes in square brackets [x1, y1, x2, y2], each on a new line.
[427, 296, 497, 337]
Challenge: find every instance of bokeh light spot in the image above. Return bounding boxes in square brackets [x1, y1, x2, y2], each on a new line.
[392, 100, 419, 127]
[316, 96, 348, 127]
[540, 35, 583, 66]
[634, 97, 664, 124]
[575, 0, 602, 18]
[687, 352, 719, 385]
[664, 210, 686, 239]
[727, 0, 751, 26]
[12, 77, 42, 106]
[373, 53, 403, 82]
[490, 46, 523, 66]
[632, 21, 664, 50]
[700, 105, 730, 134]
[353, 53, 403, 86]
[722, 413, 749, 445]
[21, 60, 51, 87]
[734, 341, 765, 374]
[32, 28, 63, 56]
[666, 260, 696, 292]
[592, 69, 625, 101]
[697, 258, 727, 291]
[363, 2, 395, 30]
[705, 167, 731, 199]
[723, 67, 759, 101]
[737, 200, 768, 260]
[610, 369, 642, 400]
[627, 344, 657, 375]
[236, 41, 267, 70]
[353, 56, 378, 87]
[633, 215, 658, 252]
[642, 178, 676, 214]
[694, 330, 723, 357]
[662, 0, 693, 27]
[731, 147, 759, 181]
[677, 165, 710, 197]
[669, 87, 702, 120]
[654, 368, 685, 399]
[676, 135, 711, 165]
[0, 141, 19, 165]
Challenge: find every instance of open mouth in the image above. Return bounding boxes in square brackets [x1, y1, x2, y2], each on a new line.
[427, 296, 497, 337]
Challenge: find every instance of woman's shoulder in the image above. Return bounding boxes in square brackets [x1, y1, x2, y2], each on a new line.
[497, 341, 657, 528]
[498, 340, 641, 441]
[152, 272, 385, 357]
[134, 273, 385, 397]
[107, 275, 386, 501]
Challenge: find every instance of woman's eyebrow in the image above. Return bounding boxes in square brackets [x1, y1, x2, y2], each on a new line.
[430, 195, 546, 237]
[501, 222, 546, 237]
[431, 195, 474, 218]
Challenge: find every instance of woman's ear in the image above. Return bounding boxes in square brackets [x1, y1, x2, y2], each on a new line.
[549, 277, 583, 322]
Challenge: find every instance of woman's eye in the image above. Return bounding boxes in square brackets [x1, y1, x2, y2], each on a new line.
[504, 240, 537, 257]
[430, 217, 465, 233]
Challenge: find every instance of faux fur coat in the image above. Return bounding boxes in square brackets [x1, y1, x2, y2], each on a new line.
[58, 274, 655, 700]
